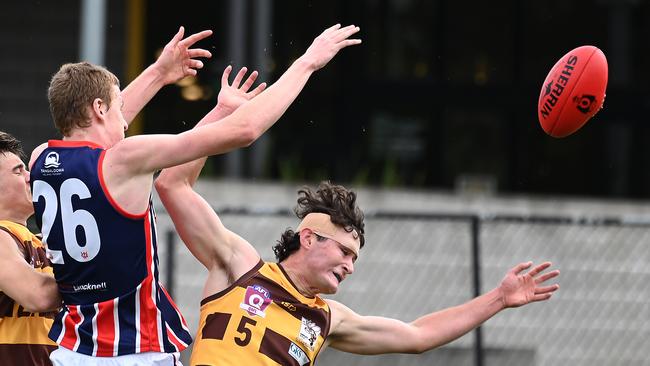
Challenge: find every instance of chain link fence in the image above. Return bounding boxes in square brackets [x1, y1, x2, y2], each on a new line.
[155, 209, 650, 366]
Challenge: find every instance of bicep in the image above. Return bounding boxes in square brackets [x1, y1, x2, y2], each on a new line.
[109, 120, 253, 175]
[328, 300, 422, 355]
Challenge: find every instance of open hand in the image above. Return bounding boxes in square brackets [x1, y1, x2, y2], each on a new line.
[499, 261, 560, 308]
[216, 66, 268, 115]
[301, 24, 362, 71]
[155, 26, 213, 85]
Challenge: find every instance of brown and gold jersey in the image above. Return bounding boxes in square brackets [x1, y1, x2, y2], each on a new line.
[0, 220, 56, 365]
[191, 261, 331, 366]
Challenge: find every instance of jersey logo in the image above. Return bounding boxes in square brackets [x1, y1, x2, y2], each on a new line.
[40, 152, 64, 176]
[297, 317, 321, 351]
[239, 284, 272, 318]
[45, 152, 61, 168]
[288, 342, 310, 366]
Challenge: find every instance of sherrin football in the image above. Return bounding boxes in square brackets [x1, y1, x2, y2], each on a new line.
[538, 45, 608, 138]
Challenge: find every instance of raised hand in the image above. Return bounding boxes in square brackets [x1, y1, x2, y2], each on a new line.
[499, 261, 560, 308]
[301, 24, 362, 71]
[216, 66, 268, 115]
[154, 26, 213, 85]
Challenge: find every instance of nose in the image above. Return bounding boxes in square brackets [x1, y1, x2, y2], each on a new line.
[343, 259, 354, 275]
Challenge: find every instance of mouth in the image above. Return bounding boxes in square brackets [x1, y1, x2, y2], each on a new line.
[333, 273, 342, 283]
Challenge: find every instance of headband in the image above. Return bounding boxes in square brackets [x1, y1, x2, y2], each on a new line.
[296, 213, 360, 252]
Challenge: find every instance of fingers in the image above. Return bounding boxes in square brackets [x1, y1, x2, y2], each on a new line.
[170, 26, 185, 45]
[249, 82, 267, 98]
[535, 269, 560, 284]
[527, 262, 552, 277]
[221, 65, 233, 86]
[339, 39, 362, 49]
[240, 70, 259, 91]
[188, 59, 204, 70]
[232, 67, 248, 88]
[179, 29, 213, 48]
[333, 25, 361, 42]
[511, 261, 533, 275]
[321, 23, 342, 36]
[531, 293, 554, 302]
[187, 48, 212, 59]
[535, 284, 560, 295]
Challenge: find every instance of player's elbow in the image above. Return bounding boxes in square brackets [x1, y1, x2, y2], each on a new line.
[154, 176, 173, 195]
[397, 339, 428, 354]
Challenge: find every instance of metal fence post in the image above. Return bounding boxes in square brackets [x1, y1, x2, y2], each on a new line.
[471, 215, 484, 366]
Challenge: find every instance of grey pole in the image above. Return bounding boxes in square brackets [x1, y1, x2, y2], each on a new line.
[79, 0, 107, 64]
[225, 0, 248, 178]
[250, 0, 273, 179]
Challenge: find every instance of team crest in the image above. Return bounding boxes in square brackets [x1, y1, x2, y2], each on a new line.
[240, 285, 272, 318]
[297, 317, 321, 351]
[44, 152, 61, 168]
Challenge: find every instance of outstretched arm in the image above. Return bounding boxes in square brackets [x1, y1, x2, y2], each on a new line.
[110, 23, 360, 175]
[327, 262, 560, 355]
[121, 26, 213, 124]
[155, 66, 266, 293]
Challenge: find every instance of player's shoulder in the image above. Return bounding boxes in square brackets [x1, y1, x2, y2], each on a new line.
[0, 226, 24, 256]
[28, 142, 49, 170]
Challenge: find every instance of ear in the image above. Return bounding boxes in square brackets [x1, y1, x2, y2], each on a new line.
[298, 228, 314, 250]
[91, 98, 105, 119]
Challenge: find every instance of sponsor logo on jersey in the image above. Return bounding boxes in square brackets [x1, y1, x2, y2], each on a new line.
[288, 342, 310, 366]
[41, 151, 64, 175]
[73, 281, 108, 292]
[44, 152, 61, 168]
[239, 284, 272, 318]
[297, 317, 321, 351]
[281, 301, 297, 312]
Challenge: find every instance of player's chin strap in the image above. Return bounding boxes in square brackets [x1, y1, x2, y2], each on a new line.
[296, 212, 360, 251]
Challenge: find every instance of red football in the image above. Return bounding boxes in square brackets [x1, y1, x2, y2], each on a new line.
[538, 45, 608, 138]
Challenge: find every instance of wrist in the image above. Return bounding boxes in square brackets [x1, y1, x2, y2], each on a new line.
[147, 62, 171, 86]
[214, 103, 236, 118]
[294, 55, 318, 73]
[489, 286, 508, 310]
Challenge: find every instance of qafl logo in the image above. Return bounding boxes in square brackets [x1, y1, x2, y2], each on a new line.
[44, 152, 61, 168]
[574, 94, 597, 114]
[239, 285, 272, 318]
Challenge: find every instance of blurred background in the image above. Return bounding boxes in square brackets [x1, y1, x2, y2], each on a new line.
[2, 0, 649, 365]
[4, 0, 650, 198]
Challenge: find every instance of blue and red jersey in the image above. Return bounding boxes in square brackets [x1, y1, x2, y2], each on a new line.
[30, 140, 191, 356]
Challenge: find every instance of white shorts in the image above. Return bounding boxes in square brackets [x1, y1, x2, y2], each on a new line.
[50, 347, 182, 366]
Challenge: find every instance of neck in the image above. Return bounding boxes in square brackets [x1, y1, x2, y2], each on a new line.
[65, 126, 108, 148]
[281, 258, 318, 298]
[0, 208, 29, 226]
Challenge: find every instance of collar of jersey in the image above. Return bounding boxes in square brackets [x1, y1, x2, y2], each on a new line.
[48, 140, 105, 149]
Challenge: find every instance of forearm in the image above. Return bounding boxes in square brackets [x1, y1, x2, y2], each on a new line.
[228, 57, 315, 139]
[411, 287, 505, 352]
[121, 64, 167, 124]
[19, 274, 61, 312]
[156, 104, 234, 189]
